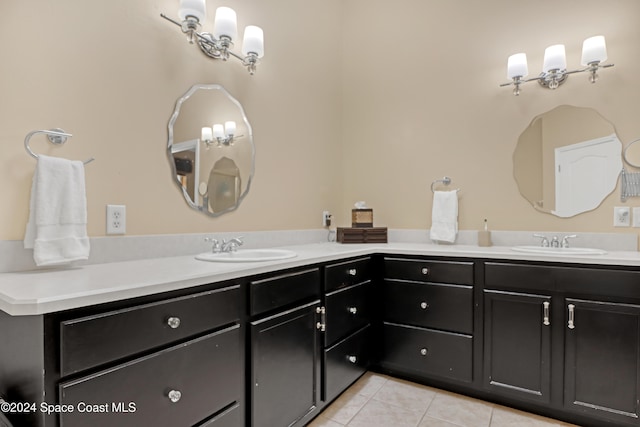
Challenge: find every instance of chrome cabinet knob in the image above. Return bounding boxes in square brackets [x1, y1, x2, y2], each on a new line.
[348, 268, 357, 276]
[167, 389, 182, 403]
[420, 302, 429, 310]
[421, 267, 429, 275]
[348, 306, 358, 315]
[167, 317, 181, 329]
[347, 355, 357, 363]
[420, 348, 429, 356]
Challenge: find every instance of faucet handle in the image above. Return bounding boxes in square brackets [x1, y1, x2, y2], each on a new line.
[205, 237, 220, 253]
[561, 234, 577, 248]
[533, 234, 550, 247]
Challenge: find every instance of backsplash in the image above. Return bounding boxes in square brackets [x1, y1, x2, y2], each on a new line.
[0, 229, 635, 273]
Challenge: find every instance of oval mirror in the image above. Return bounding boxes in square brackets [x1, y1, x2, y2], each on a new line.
[168, 84, 254, 216]
[513, 105, 622, 217]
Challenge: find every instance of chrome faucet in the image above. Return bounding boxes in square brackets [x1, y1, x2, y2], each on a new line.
[561, 234, 577, 248]
[550, 236, 560, 248]
[205, 237, 221, 253]
[533, 234, 550, 247]
[221, 237, 244, 253]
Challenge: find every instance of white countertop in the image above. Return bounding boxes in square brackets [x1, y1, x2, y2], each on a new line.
[1, 242, 640, 316]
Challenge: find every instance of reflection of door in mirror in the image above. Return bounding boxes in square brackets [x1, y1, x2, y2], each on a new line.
[208, 157, 241, 213]
[514, 105, 622, 217]
[554, 135, 621, 217]
[171, 139, 200, 207]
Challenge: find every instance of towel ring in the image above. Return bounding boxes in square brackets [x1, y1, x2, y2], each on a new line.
[431, 176, 452, 192]
[24, 128, 95, 165]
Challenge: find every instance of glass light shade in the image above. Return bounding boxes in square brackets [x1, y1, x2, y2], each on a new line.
[213, 124, 225, 139]
[242, 26, 264, 58]
[507, 53, 528, 79]
[201, 127, 213, 141]
[178, 0, 206, 22]
[581, 35, 607, 65]
[213, 7, 238, 40]
[224, 121, 236, 135]
[543, 44, 566, 72]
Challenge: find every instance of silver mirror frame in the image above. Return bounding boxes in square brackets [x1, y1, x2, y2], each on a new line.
[167, 84, 255, 217]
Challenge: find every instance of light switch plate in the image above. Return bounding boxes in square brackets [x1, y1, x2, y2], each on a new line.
[613, 206, 631, 227]
[633, 207, 640, 228]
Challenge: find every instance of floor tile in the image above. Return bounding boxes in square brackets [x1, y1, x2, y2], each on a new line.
[347, 372, 388, 398]
[372, 377, 437, 411]
[426, 391, 493, 427]
[418, 415, 463, 427]
[307, 415, 345, 427]
[347, 399, 426, 427]
[321, 390, 369, 425]
[490, 406, 576, 427]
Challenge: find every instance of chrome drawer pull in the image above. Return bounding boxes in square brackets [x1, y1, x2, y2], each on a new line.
[568, 304, 575, 330]
[543, 301, 550, 326]
[348, 306, 358, 315]
[420, 348, 429, 356]
[167, 389, 182, 403]
[347, 355, 357, 363]
[421, 267, 429, 275]
[348, 268, 357, 276]
[316, 306, 326, 331]
[167, 317, 181, 329]
[420, 302, 429, 310]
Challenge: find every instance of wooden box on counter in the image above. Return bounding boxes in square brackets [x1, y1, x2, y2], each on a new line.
[337, 227, 388, 244]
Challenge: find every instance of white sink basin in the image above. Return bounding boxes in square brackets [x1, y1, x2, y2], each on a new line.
[511, 246, 607, 255]
[196, 248, 298, 263]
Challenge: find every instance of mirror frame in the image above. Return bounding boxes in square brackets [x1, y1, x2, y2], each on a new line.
[167, 84, 255, 217]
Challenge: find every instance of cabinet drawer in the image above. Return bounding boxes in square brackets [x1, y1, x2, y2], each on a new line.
[384, 258, 474, 285]
[325, 258, 371, 292]
[383, 280, 473, 334]
[199, 402, 242, 427]
[381, 322, 472, 383]
[325, 281, 371, 346]
[324, 325, 370, 401]
[250, 268, 321, 316]
[59, 324, 243, 427]
[60, 284, 240, 376]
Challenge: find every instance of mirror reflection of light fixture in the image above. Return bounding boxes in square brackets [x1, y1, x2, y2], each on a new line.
[201, 121, 242, 147]
[161, 0, 264, 75]
[501, 35, 613, 96]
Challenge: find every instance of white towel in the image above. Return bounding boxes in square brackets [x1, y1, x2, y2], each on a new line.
[430, 190, 458, 243]
[24, 155, 90, 266]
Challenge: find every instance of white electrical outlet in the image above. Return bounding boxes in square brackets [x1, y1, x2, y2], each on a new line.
[322, 211, 332, 227]
[613, 206, 630, 227]
[106, 205, 126, 235]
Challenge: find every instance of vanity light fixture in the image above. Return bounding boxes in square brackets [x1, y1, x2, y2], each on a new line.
[201, 121, 242, 147]
[161, 0, 264, 75]
[501, 35, 613, 95]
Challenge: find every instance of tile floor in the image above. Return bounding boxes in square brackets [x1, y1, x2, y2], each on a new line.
[308, 373, 579, 427]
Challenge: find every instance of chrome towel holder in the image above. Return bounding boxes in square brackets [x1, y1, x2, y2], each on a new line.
[24, 128, 95, 165]
[431, 176, 459, 192]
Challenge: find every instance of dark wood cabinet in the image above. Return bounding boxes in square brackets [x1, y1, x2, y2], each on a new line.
[564, 298, 640, 425]
[378, 257, 475, 384]
[483, 290, 551, 404]
[250, 300, 321, 427]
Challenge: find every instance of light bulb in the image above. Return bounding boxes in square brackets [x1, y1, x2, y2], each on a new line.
[543, 44, 566, 72]
[581, 35, 607, 65]
[242, 26, 264, 58]
[213, 7, 238, 40]
[178, 0, 206, 22]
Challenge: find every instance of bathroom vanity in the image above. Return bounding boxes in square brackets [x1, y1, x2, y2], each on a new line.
[0, 243, 639, 427]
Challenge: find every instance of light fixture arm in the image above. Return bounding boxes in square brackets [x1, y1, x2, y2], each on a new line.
[160, 13, 261, 75]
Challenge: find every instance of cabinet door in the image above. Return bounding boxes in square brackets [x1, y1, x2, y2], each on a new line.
[483, 290, 552, 404]
[564, 298, 640, 425]
[251, 301, 321, 427]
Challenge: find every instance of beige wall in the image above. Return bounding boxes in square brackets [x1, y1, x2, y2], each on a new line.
[0, 0, 344, 240]
[341, 0, 640, 237]
[1, 0, 639, 241]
